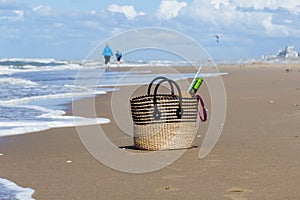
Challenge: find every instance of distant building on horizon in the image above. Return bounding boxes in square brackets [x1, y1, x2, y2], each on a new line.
[263, 45, 299, 61]
[277, 46, 298, 58]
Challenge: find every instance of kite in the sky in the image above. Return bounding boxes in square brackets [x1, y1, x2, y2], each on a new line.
[214, 35, 220, 43]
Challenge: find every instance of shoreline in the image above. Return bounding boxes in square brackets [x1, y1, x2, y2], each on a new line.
[1, 63, 300, 199]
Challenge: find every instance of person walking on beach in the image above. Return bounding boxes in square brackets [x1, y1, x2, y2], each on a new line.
[102, 44, 113, 68]
[115, 50, 122, 67]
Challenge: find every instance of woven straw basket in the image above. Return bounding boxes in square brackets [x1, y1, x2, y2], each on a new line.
[130, 77, 198, 150]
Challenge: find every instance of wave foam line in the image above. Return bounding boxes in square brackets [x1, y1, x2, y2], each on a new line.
[0, 77, 39, 86]
[0, 116, 110, 137]
[0, 178, 35, 200]
[0, 91, 106, 105]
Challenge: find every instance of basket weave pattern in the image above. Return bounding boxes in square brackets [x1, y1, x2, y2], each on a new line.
[133, 121, 196, 150]
[130, 77, 198, 150]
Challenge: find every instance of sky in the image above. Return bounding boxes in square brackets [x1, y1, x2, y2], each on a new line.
[1, 0, 300, 61]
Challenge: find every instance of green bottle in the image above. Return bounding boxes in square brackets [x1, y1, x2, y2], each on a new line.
[188, 77, 203, 97]
[193, 77, 203, 90]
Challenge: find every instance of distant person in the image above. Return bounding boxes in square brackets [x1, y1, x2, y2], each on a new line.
[102, 44, 113, 68]
[115, 50, 122, 67]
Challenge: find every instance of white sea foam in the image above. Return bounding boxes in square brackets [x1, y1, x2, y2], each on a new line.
[0, 59, 83, 76]
[0, 58, 228, 138]
[0, 104, 110, 137]
[0, 66, 22, 75]
[0, 178, 35, 200]
[0, 77, 39, 86]
[0, 57, 62, 63]
[0, 90, 106, 105]
[0, 117, 110, 137]
[98, 72, 228, 87]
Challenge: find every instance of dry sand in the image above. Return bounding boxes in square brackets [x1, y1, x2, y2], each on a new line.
[1, 63, 300, 199]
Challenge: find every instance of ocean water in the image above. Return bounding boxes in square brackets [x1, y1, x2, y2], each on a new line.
[0, 58, 227, 198]
[0, 178, 35, 200]
[0, 58, 228, 137]
[0, 58, 111, 137]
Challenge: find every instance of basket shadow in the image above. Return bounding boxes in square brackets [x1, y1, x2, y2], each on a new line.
[119, 145, 199, 151]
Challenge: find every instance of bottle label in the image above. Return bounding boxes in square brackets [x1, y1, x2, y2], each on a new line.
[188, 77, 203, 97]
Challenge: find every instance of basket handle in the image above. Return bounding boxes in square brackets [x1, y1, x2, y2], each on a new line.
[153, 79, 183, 120]
[196, 94, 207, 122]
[147, 76, 174, 96]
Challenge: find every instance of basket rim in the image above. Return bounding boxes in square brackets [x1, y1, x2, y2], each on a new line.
[130, 94, 197, 102]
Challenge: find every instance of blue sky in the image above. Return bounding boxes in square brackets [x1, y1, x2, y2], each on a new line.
[1, 0, 300, 60]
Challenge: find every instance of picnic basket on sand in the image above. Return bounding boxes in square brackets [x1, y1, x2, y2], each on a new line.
[130, 76, 206, 150]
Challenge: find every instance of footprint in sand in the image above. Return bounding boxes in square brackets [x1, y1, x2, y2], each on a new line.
[163, 174, 183, 179]
[154, 185, 180, 192]
[224, 187, 249, 200]
[164, 186, 180, 191]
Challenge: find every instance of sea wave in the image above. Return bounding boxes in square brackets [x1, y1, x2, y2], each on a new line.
[0, 103, 110, 137]
[0, 77, 39, 86]
[0, 58, 199, 76]
[0, 90, 106, 105]
[0, 57, 68, 65]
[0, 58, 83, 76]
[0, 116, 110, 137]
[0, 58, 228, 138]
[0, 178, 35, 200]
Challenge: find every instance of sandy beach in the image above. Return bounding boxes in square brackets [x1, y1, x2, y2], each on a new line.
[1, 63, 300, 199]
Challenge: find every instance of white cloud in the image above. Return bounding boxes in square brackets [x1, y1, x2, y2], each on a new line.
[33, 5, 53, 16]
[13, 9, 22, 16]
[262, 15, 291, 36]
[107, 4, 145, 20]
[211, 0, 229, 10]
[188, 1, 210, 22]
[156, 0, 187, 20]
[0, 0, 21, 10]
[184, 0, 300, 38]
[12, 9, 23, 20]
[230, 0, 300, 14]
[0, 9, 24, 21]
[230, 1, 276, 10]
[1, 0, 300, 60]
[281, 0, 300, 14]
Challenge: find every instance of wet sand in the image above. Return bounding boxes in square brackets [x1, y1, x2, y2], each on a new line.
[1, 63, 300, 199]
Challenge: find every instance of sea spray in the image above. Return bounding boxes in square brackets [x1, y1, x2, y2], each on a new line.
[0, 58, 227, 137]
[0, 178, 35, 200]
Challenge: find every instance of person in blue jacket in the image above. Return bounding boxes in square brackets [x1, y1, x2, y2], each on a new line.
[115, 50, 122, 67]
[102, 44, 113, 68]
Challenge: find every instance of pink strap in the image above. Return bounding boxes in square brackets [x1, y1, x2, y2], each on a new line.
[196, 94, 207, 122]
